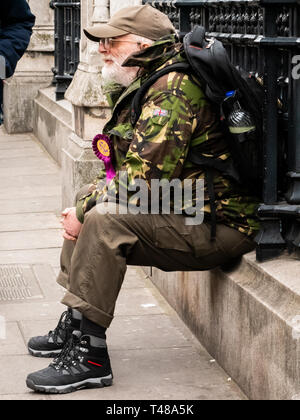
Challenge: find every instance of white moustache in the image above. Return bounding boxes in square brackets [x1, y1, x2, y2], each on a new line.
[103, 55, 124, 66]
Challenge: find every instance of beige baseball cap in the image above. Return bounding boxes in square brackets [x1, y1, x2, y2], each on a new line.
[84, 4, 176, 42]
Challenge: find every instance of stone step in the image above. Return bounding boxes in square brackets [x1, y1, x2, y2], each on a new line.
[33, 87, 72, 166]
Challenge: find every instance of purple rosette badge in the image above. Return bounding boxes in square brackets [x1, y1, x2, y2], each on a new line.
[92, 134, 116, 183]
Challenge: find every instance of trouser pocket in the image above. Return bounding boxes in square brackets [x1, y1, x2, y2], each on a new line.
[153, 215, 220, 258]
[154, 222, 193, 253]
[153, 212, 206, 253]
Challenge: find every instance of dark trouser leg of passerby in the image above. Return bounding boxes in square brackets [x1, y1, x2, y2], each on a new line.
[26, 201, 255, 394]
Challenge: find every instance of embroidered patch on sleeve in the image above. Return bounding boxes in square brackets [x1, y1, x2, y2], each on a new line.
[153, 108, 169, 117]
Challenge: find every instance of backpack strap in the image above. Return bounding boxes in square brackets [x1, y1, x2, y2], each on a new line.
[187, 152, 241, 184]
[205, 169, 217, 240]
[130, 62, 190, 127]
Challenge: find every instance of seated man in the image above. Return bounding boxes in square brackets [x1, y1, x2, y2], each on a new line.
[0, 0, 35, 123]
[26, 5, 259, 394]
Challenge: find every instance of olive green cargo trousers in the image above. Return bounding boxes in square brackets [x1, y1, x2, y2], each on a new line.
[57, 186, 255, 329]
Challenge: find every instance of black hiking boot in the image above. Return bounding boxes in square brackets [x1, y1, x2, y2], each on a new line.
[26, 332, 113, 394]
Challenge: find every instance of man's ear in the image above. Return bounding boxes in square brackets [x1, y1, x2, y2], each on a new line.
[140, 42, 152, 50]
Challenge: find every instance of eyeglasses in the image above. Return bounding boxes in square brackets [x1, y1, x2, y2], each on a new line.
[99, 38, 141, 50]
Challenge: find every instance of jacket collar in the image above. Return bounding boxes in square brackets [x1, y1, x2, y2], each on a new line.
[123, 34, 182, 76]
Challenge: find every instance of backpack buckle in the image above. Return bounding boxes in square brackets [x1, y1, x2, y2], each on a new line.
[205, 38, 215, 49]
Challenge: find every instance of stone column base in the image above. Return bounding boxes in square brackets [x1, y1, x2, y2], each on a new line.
[62, 131, 104, 208]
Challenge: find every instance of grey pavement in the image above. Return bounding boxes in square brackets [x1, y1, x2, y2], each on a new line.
[0, 126, 247, 400]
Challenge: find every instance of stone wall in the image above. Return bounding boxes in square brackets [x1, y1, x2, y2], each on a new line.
[110, 0, 142, 15]
[149, 252, 300, 400]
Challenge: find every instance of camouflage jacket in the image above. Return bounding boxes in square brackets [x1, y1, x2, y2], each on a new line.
[76, 35, 260, 236]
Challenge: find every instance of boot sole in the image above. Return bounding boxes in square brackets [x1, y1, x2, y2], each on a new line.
[26, 374, 113, 394]
[28, 347, 62, 358]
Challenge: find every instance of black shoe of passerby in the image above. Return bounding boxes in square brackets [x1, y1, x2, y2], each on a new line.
[27, 310, 79, 358]
[26, 332, 113, 394]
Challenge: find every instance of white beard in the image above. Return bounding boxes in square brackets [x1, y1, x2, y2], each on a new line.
[102, 53, 139, 87]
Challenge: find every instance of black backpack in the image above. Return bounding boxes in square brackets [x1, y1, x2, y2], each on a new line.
[130, 26, 266, 238]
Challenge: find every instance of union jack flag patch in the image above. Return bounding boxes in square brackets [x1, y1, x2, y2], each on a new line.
[153, 108, 169, 117]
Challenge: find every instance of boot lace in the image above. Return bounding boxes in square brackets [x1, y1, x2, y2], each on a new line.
[51, 334, 88, 371]
[48, 311, 72, 346]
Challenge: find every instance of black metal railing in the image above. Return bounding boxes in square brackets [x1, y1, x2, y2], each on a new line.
[144, 0, 300, 261]
[50, 0, 81, 101]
